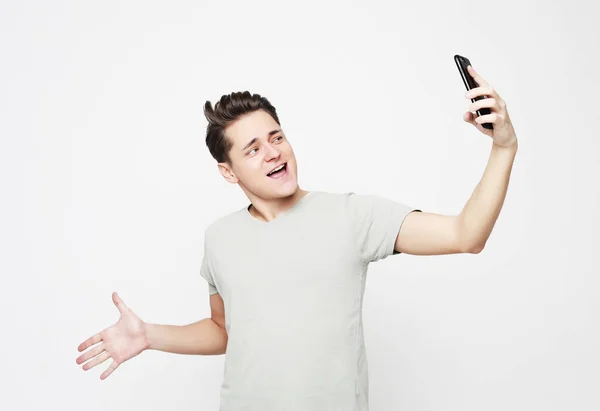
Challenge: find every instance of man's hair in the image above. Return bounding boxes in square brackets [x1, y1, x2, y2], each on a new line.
[204, 91, 281, 165]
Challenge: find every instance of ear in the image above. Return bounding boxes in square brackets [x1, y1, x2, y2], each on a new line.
[218, 162, 238, 184]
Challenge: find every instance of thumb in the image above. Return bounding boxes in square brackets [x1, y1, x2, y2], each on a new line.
[463, 110, 475, 124]
[112, 292, 129, 314]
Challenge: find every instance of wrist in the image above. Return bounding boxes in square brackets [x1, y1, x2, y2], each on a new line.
[493, 136, 518, 151]
[142, 322, 153, 351]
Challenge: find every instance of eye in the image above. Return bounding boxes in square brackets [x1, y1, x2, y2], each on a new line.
[274, 135, 283, 142]
[247, 148, 258, 155]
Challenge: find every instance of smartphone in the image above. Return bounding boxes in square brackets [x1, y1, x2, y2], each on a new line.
[454, 54, 493, 130]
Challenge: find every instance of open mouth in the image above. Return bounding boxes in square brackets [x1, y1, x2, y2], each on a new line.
[267, 163, 287, 179]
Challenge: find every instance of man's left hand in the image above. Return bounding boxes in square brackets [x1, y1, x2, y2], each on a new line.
[463, 65, 518, 149]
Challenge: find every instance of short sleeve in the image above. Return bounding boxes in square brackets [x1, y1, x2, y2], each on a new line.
[345, 192, 421, 263]
[200, 236, 219, 295]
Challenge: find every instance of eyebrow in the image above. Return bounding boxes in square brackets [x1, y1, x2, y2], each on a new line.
[240, 129, 282, 152]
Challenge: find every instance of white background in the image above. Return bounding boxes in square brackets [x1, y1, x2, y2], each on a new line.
[1, 0, 599, 410]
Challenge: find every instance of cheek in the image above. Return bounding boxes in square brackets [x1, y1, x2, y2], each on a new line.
[287, 151, 297, 166]
[280, 144, 292, 157]
[233, 160, 260, 179]
[246, 159, 266, 178]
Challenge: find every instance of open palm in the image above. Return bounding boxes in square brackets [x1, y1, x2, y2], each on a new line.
[76, 292, 149, 380]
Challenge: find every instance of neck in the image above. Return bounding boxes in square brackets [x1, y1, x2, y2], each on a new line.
[247, 188, 309, 222]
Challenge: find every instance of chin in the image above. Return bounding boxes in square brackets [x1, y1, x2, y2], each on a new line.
[274, 182, 299, 198]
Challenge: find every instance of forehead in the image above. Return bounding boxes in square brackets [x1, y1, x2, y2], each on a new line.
[226, 110, 280, 148]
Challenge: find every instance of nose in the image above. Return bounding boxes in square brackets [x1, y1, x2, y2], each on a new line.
[264, 143, 281, 161]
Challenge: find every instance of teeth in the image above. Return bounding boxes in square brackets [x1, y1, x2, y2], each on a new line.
[268, 164, 285, 175]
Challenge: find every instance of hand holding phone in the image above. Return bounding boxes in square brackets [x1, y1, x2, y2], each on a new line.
[454, 54, 493, 130]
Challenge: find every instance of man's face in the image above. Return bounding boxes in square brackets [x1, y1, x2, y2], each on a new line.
[218, 109, 299, 200]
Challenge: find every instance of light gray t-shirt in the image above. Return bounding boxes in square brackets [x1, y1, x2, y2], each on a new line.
[200, 190, 420, 411]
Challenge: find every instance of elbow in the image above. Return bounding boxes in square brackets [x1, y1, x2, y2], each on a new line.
[458, 231, 486, 254]
[219, 326, 229, 355]
[456, 221, 486, 254]
[456, 217, 485, 254]
[465, 241, 486, 254]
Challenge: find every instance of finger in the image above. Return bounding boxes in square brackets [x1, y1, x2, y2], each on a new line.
[467, 65, 489, 88]
[466, 86, 496, 100]
[477, 112, 505, 126]
[474, 113, 498, 124]
[76, 342, 105, 365]
[82, 351, 111, 371]
[468, 98, 498, 112]
[112, 292, 129, 314]
[464, 110, 492, 133]
[78, 333, 102, 352]
[100, 360, 119, 380]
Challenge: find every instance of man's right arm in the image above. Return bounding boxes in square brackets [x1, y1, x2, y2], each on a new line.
[144, 293, 228, 355]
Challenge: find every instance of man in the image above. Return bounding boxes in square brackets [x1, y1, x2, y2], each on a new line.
[76, 65, 518, 410]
